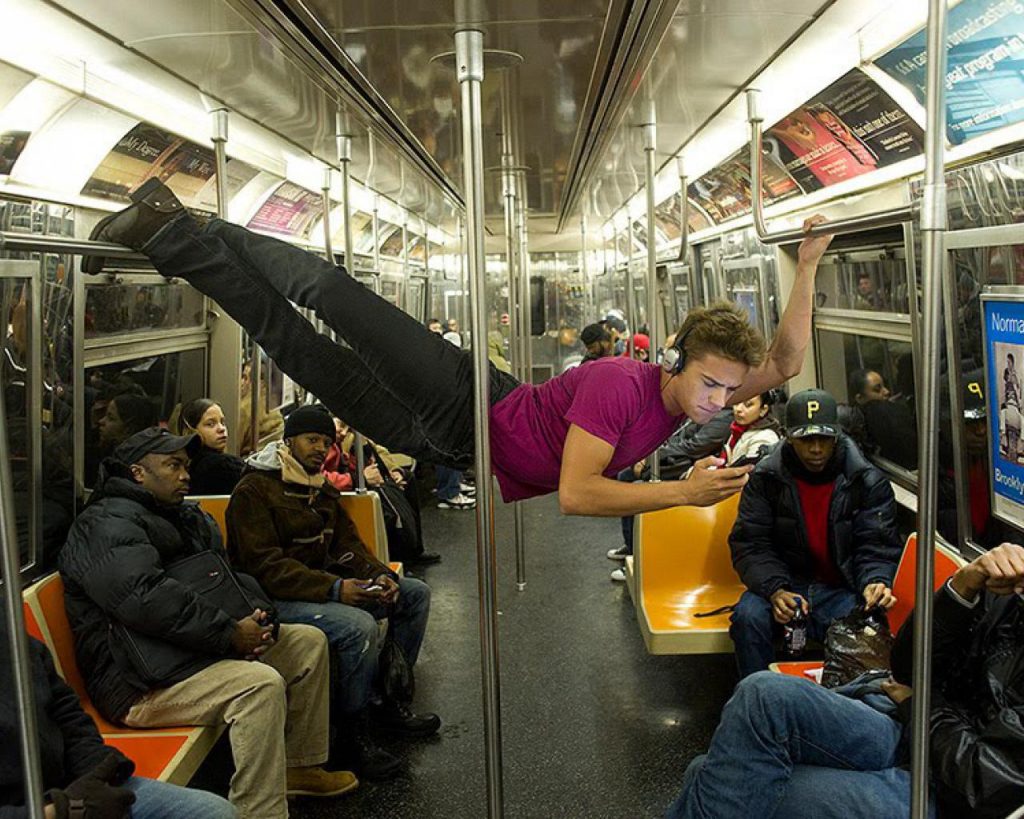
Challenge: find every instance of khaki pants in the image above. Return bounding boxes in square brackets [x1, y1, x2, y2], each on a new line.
[124, 624, 329, 819]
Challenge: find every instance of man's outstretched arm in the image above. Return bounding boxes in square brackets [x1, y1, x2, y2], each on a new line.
[558, 425, 751, 517]
[731, 216, 833, 404]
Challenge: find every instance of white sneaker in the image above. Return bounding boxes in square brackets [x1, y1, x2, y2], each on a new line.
[438, 493, 476, 510]
[610, 568, 626, 582]
[460, 482, 476, 495]
[606, 546, 630, 561]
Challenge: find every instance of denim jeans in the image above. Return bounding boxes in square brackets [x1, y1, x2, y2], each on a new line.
[667, 672, 932, 819]
[126, 777, 237, 819]
[436, 465, 463, 502]
[616, 467, 638, 554]
[145, 216, 519, 469]
[730, 583, 859, 678]
[274, 576, 431, 715]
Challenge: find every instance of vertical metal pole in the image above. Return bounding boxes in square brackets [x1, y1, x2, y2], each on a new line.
[402, 220, 411, 314]
[625, 211, 636, 359]
[27, 264, 42, 570]
[581, 210, 591, 317]
[320, 167, 336, 341]
[502, 158, 527, 591]
[675, 154, 689, 265]
[516, 175, 531, 380]
[912, 2, 948, 818]
[642, 113, 661, 482]
[372, 196, 382, 275]
[0, 383, 45, 819]
[336, 128, 367, 493]
[455, 21, 505, 818]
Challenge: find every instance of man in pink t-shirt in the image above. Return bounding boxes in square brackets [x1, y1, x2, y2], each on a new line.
[85, 180, 833, 517]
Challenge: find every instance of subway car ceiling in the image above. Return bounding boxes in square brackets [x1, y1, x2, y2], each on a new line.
[1, 0, 1023, 258]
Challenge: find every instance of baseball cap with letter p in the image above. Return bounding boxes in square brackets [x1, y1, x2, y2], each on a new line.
[785, 389, 840, 438]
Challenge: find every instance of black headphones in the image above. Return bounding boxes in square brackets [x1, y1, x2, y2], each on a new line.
[662, 326, 693, 376]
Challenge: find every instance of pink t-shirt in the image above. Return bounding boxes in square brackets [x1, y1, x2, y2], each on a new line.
[488, 357, 684, 502]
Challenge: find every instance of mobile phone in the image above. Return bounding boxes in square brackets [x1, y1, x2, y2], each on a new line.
[364, 583, 384, 592]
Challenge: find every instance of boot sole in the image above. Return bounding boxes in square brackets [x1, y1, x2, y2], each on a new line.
[286, 778, 360, 798]
[81, 178, 172, 274]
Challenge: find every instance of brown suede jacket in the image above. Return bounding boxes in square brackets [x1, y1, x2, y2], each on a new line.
[225, 442, 392, 602]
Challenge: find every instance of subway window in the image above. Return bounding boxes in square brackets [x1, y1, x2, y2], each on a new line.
[84, 347, 206, 487]
[814, 246, 910, 315]
[84, 278, 206, 338]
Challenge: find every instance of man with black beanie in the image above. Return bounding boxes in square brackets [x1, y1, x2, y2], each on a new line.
[227, 404, 439, 784]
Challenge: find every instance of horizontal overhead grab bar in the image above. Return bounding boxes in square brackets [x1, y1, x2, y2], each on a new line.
[0, 232, 152, 264]
[745, 89, 917, 245]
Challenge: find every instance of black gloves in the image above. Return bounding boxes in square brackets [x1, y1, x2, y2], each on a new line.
[49, 754, 136, 819]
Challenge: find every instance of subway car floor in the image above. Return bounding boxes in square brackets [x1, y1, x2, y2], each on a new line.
[209, 490, 740, 819]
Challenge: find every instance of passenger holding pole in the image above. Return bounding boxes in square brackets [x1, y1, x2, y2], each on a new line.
[82, 180, 832, 518]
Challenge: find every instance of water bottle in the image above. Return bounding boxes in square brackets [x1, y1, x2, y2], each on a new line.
[784, 597, 807, 658]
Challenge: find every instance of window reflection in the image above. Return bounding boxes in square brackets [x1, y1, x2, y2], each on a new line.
[85, 279, 205, 338]
[815, 246, 909, 314]
[816, 329, 917, 470]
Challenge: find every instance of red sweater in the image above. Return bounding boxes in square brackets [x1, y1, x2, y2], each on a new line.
[794, 478, 842, 587]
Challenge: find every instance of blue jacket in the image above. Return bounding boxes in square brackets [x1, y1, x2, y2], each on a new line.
[728, 434, 901, 598]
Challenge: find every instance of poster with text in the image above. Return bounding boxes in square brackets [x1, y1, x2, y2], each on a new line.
[246, 182, 321, 239]
[82, 123, 216, 206]
[765, 69, 925, 191]
[875, 0, 1024, 144]
[982, 293, 1024, 528]
[686, 147, 800, 224]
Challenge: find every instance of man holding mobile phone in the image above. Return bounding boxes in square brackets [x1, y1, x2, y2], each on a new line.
[225, 405, 439, 785]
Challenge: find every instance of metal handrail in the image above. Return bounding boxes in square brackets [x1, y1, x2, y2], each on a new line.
[0, 232, 151, 263]
[745, 89, 917, 244]
[674, 154, 689, 263]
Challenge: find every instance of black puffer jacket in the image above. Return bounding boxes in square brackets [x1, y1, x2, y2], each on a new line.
[892, 586, 1024, 818]
[728, 434, 901, 598]
[58, 464, 238, 722]
[0, 616, 133, 816]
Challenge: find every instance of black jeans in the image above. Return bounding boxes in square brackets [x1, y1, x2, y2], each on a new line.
[145, 216, 519, 468]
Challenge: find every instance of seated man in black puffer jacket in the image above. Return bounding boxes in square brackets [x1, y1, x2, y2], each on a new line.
[58, 428, 355, 819]
[0, 609, 235, 818]
[728, 389, 901, 677]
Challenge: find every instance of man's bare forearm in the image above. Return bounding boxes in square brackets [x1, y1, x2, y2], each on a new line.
[559, 474, 689, 517]
[767, 260, 817, 380]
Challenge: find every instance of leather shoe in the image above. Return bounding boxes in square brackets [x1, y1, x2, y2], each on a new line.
[371, 701, 441, 737]
[83, 178, 185, 273]
[329, 711, 403, 781]
[407, 552, 442, 566]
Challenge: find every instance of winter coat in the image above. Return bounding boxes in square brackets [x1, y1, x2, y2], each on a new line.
[892, 585, 1024, 818]
[643, 408, 734, 481]
[187, 445, 244, 496]
[0, 617, 133, 815]
[226, 442, 392, 603]
[58, 465, 239, 723]
[721, 418, 781, 465]
[728, 434, 901, 599]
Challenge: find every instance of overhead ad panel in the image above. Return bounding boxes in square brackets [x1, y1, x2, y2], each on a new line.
[247, 181, 321, 239]
[875, 0, 1024, 144]
[686, 147, 798, 224]
[764, 69, 926, 192]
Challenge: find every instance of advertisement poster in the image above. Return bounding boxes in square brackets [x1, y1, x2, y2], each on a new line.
[875, 0, 1024, 144]
[765, 69, 925, 191]
[687, 147, 801, 224]
[0, 130, 30, 175]
[246, 182, 321, 239]
[192, 158, 259, 215]
[82, 123, 216, 206]
[982, 292, 1024, 528]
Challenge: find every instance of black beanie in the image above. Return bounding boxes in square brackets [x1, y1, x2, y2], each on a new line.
[283, 405, 336, 440]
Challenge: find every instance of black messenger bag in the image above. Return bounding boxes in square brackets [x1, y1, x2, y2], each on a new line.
[112, 551, 276, 687]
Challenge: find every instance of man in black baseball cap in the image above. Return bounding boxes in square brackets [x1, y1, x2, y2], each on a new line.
[728, 387, 901, 677]
[580, 322, 613, 364]
[108, 427, 201, 506]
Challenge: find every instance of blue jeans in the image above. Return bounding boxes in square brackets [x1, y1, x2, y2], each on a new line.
[667, 673, 931, 819]
[274, 576, 431, 714]
[145, 216, 519, 470]
[730, 583, 858, 678]
[436, 465, 463, 502]
[617, 467, 638, 554]
[126, 776, 236, 819]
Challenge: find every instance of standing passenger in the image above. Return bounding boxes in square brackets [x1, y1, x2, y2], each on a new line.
[83, 179, 833, 517]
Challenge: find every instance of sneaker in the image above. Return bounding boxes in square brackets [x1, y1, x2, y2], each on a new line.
[459, 482, 476, 496]
[610, 568, 627, 583]
[607, 546, 630, 561]
[438, 493, 476, 510]
[285, 766, 359, 797]
[370, 701, 442, 738]
[83, 178, 186, 273]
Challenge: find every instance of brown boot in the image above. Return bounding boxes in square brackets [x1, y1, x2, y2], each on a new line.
[82, 178, 185, 273]
[285, 766, 358, 797]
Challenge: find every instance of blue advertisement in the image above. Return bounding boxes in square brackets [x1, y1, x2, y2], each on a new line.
[875, 0, 1024, 144]
[983, 296, 1024, 520]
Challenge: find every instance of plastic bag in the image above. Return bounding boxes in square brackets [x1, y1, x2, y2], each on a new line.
[821, 605, 894, 689]
[377, 620, 415, 704]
